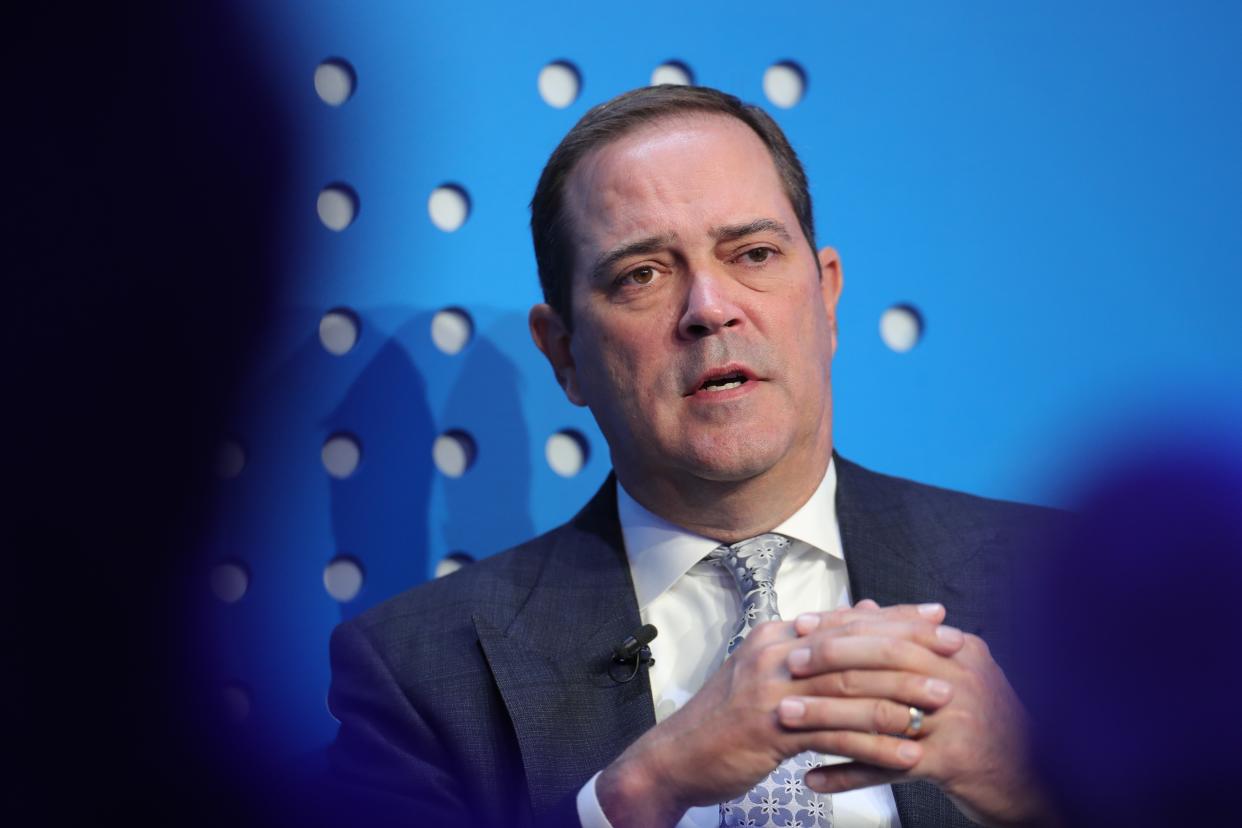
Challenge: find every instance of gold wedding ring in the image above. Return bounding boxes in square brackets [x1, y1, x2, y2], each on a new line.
[903, 705, 925, 737]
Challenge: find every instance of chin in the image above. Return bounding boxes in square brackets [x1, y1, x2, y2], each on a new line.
[677, 430, 791, 482]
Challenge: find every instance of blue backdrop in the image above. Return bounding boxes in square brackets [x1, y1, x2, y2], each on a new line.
[200, 1, 1242, 760]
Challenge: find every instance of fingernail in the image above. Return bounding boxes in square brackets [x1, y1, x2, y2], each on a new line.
[779, 698, 806, 720]
[897, 742, 921, 762]
[918, 603, 943, 617]
[789, 648, 811, 670]
[924, 678, 951, 701]
[796, 613, 821, 631]
[936, 625, 963, 645]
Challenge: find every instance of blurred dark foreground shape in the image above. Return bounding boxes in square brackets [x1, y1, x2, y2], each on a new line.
[4, 2, 314, 824]
[1014, 428, 1242, 826]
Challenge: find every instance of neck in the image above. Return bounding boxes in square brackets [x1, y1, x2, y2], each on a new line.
[617, 435, 833, 544]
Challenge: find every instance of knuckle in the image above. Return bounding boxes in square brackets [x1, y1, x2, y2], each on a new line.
[753, 642, 785, 673]
[737, 645, 770, 675]
[836, 669, 860, 696]
[871, 700, 892, 731]
[752, 620, 783, 641]
[813, 670, 847, 697]
[732, 638, 758, 664]
[940, 707, 978, 742]
[879, 637, 905, 664]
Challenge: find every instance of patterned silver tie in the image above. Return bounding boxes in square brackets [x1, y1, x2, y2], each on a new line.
[708, 533, 832, 828]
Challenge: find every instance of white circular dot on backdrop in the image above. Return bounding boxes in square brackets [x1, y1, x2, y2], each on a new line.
[546, 430, 589, 477]
[538, 61, 580, 108]
[879, 305, 924, 353]
[430, 308, 473, 355]
[317, 184, 358, 231]
[217, 439, 245, 480]
[221, 682, 251, 724]
[322, 433, 361, 479]
[318, 308, 359, 356]
[651, 61, 693, 86]
[427, 185, 470, 232]
[433, 431, 476, 478]
[763, 62, 806, 109]
[323, 555, 364, 602]
[210, 561, 249, 603]
[314, 58, 356, 106]
[435, 551, 475, 579]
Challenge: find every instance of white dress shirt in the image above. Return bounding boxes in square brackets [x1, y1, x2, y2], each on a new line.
[577, 458, 903, 827]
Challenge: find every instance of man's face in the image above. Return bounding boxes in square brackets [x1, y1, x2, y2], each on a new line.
[532, 114, 843, 495]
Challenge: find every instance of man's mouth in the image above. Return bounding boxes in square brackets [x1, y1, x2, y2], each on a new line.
[700, 372, 748, 393]
[688, 365, 758, 396]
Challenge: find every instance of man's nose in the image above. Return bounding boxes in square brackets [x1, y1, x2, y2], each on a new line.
[677, 269, 743, 339]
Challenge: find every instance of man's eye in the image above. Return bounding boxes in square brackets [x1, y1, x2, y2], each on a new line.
[622, 266, 656, 285]
[741, 247, 774, 264]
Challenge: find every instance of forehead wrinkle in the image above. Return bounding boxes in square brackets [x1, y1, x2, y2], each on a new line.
[567, 154, 689, 284]
[569, 119, 725, 227]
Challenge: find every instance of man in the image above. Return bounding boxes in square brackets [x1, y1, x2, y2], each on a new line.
[327, 85, 1058, 827]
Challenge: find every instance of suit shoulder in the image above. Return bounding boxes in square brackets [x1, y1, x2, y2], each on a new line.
[342, 475, 620, 644]
[836, 454, 1068, 532]
[339, 519, 573, 648]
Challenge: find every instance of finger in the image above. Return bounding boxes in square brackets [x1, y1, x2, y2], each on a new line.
[787, 635, 954, 678]
[794, 602, 945, 636]
[777, 696, 932, 737]
[799, 619, 965, 657]
[793, 669, 953, 710]
[795, 729, 922, 771]
[737, 619, 795, 649]
[804, 762, 907, 794]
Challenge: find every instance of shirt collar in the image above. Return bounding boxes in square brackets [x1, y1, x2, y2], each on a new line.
[617, 458, 842, 610]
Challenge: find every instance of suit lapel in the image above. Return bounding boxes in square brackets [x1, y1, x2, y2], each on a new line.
[474, 477, 656, 817]
[834, 453, 980, 828]
[835, 452, 939, 610]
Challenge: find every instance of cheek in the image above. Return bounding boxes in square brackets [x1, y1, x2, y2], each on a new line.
[781, 296, 835, 384]
[574, 326, 644, 402]
[586, 335, 677, 433]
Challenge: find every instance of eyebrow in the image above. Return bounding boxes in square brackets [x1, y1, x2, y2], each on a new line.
[589, 233, 677, 283]
[709, 218, 793, 244]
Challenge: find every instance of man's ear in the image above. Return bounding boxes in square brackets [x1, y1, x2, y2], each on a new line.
[817, 246, 844, 356]
[529, 303, 586, 406]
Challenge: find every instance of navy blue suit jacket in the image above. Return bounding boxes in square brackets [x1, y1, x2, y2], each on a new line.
[325, 455, 1052, 827]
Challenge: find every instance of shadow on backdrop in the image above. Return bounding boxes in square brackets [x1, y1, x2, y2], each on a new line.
[328, 326, 436, 618]
[441, 316, 536, 555]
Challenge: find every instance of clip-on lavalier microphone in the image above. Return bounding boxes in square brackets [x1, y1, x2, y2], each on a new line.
[608, 624, 658, 683]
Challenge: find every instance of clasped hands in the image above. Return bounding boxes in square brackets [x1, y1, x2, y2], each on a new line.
[597, 601, 1052, 828]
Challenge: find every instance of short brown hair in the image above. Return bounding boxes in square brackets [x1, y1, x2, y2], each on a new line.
[529, 85, 817, 327]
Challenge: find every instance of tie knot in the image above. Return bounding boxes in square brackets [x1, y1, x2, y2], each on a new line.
[709, 532, 790, 578]
[708, 533, 791, 623]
